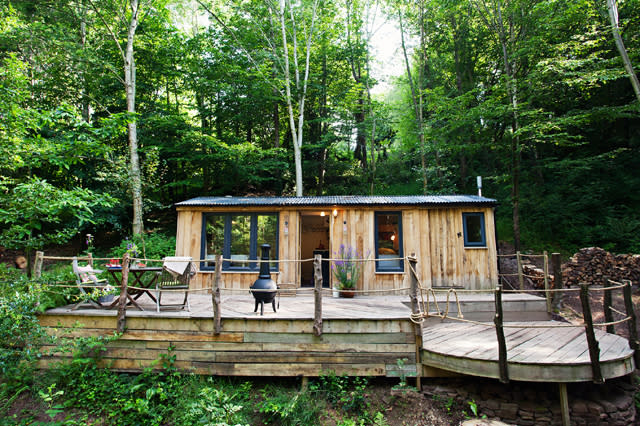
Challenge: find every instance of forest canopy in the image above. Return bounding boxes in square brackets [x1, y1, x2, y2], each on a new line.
[1, 0, 639, 254]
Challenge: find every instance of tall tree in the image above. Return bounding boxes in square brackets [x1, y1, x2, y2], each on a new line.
[397, 1, 429, 193]
[88, 0, 148, 235]
[606, 0, 640, 106]
[472, 0, 530, 251]
[197, 0, 322, 196]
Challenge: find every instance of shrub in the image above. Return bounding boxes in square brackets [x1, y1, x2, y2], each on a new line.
[108, 231, 176, 261]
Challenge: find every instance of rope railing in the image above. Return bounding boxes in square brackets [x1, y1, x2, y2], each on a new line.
[497, 253, 548, 258]
[409, 271, 639, 385]
[31, 247, 640, 396]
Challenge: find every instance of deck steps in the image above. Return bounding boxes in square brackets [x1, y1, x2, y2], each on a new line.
[418, 292, 550, 322]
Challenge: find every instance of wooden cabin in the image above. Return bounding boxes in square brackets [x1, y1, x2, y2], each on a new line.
[174, 195, 498, 293]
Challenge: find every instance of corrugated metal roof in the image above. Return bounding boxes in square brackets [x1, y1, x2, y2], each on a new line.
[175, 195, 497, 208]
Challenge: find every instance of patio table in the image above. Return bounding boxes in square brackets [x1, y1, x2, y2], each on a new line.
[106, 266, 162, 311]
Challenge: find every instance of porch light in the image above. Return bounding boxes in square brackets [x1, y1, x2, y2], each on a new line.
[320, 211, 325, 217]
[332, 209, 338, 217]
[391, 234, 396, 241]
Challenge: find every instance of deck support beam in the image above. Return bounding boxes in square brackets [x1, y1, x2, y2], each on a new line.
[558, 382, 570, 426]
[603, 277, 615, 334]
[494, 285, 509, 383]
[313, 255, 323, 337]
[116, 253, 130, 333]
[551, 253, 563, 312]
[408, 255, 422, 391]
[623, 280, 640, 366]
[580, 283, 603, 384]
[212, 254, 222, 335]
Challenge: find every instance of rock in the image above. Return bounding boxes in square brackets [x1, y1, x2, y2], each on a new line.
[460, 420, 513, 426]
[587, 401, 603, 416]
[499, 402, 519, 418]
[612, 393, 632, 411]
[572, 400, 588, 415]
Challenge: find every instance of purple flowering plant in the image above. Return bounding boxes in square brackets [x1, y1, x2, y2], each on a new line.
[332, 245, 364, 290]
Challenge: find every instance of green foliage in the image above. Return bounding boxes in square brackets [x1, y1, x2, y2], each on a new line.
[0, 274, 45, 388]
[108, 232, 176, 261]
[309, 372, 369, 416]
[258, 384, 325, 426]
[2, 0, 640, 263]
[0, 177, 115, 256]
[175, 380, 251, 426]
[332, 245, 365, 290]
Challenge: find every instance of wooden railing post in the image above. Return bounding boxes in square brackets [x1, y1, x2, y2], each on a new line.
[494, 285, 509, 383]
[516, 251, 524, 290]
[33, 251, 44, 279]
[551, 253, 563, 312]
[580, 282, 603, 383]
[603, 277, 615, 334]
[212, 254, 222, 335]
[408, 255, 422, 390]
[88, 252, 94, 268]
[622, 280, 640, 366]
[543, 251, 551, 313]
[313, 255, 323, 337]
[117, 253, 130, 334]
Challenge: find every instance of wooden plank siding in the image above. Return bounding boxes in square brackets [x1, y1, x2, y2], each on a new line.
[175, 206, 498, 293]
[38, 313, 416, 377]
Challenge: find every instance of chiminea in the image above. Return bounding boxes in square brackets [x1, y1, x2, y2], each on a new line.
[250, 244, 278, 315]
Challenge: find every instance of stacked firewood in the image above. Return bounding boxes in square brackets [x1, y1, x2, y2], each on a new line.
[562, 247, 640, 287]
[522, 263, 547, 289]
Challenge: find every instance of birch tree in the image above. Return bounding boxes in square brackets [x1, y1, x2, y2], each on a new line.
[88, 0, 149, 235]
[197, 0, 321, 196]
[606, 0, 640, 107]
[277, 0, 320, 196]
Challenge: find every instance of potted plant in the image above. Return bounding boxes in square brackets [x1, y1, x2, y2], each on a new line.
[332, 245, 362, 298]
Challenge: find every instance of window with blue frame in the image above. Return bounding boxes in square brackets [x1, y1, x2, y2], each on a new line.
[201, 213, 278, 271]
[374, 212, 403, 272]
[462, 212, 486, 247]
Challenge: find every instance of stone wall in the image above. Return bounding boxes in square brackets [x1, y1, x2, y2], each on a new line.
[422, 377, 636, 426]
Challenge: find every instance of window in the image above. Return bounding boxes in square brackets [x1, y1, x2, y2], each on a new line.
[462, 212, 486, 247]
[201, 213, 279, 271]
[375, 212, 403, 272]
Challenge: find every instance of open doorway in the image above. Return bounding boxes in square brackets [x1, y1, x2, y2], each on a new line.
[300, 212, 330, 287]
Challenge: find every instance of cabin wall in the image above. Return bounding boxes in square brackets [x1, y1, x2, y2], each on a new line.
[176, 205, 497, 293]
[176, 208, 299, 292]
[328, 207, 497, 292]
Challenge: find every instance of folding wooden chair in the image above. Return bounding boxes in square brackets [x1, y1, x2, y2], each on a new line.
[156, 256, 195, 313]
[71, 257, 114, 310]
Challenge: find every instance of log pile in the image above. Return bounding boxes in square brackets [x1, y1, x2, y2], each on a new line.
[562, 247, 640, 287]
[522, 263, 547, 289]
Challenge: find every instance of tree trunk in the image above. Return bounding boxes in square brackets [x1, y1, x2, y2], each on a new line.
[399, 8, 428, 193]
[607, 0, 640, 106]
[500, 2, 521, 251]
[79, 2, 91, 123]
[273, 98, 280, 148]
[125, 0, 143, 236]
[369, 117, 376, 194]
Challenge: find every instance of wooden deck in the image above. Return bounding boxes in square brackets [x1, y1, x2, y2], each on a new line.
[40, 294, 419, 377]
[420, 319, 635, 382]
[39, 293, 635, 382]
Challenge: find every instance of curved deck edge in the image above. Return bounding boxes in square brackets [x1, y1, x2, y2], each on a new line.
[421, 345, 636, 383]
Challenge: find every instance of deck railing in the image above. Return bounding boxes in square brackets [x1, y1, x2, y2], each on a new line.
[30, 251, 410, 335]
[30, 250, 639, 389]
